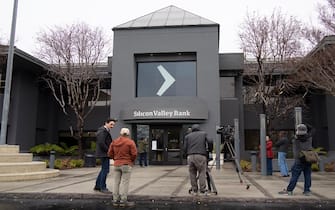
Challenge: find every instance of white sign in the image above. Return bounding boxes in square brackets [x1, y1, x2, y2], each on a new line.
[156, 65, 175, 96]
[152, 140, 157, 150]
[133, 109, 191, 118]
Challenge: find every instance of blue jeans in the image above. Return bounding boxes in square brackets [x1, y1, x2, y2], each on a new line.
[139, 152, 148, 166]
[95, 157, 110, 190]
[266, 158, 273, 175]
[287, 160, 312, 193]
[278, 152, 289, 176]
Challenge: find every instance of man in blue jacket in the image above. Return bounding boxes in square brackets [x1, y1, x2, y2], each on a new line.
[183, 124, 212, 195]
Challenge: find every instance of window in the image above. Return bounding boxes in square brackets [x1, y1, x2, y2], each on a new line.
[220, 77, 235, 98]
[136, 61, 196, 97]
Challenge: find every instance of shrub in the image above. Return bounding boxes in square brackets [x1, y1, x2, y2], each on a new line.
[240, 159, 252, 172]
[325, 161, 335, 172]
[30, 142, 78, 156]
[53, 158, 84, 169]
[30, 143, 64, 155]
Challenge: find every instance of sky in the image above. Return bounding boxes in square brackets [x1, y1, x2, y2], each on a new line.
[0, 0, 321, 56]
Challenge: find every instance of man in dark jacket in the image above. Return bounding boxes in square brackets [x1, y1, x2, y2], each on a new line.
[94, 118, 116, 193]
[183, 124, 212, 195]
[279, 124, 314, 196]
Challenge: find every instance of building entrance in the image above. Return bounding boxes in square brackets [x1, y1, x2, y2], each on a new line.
[149, 125, 183, 165]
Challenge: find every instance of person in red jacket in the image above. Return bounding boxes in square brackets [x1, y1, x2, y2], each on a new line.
[108, 128, 137, 207]
[266, 135, 274, 175]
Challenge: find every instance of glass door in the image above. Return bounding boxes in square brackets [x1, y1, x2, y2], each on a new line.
[150, 125, 182, 165]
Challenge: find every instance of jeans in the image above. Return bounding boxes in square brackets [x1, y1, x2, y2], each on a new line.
[139, 152, 148, 166]
[278, 152, 289, 176]
[95, 157, 110, 190]
[187, 154, 207, 193]
[287, 160, 312, 193]
[266, 158, 273, 175]
[113, 165, 132, 202]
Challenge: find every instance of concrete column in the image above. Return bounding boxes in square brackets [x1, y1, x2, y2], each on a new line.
[260, 114, 267, 176]
[295, 107, 302, 126]
[234, 118, 240, 162]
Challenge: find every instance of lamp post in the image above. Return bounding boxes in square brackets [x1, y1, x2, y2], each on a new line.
[0, 0, 19, 145]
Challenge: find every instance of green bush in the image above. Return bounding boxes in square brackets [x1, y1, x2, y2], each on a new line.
[29, 143, 64, 155]
[240, 159, 252, 172]
[29, 142, 78, 156]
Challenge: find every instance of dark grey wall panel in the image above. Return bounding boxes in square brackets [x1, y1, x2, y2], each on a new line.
[111, 26, 220, 139]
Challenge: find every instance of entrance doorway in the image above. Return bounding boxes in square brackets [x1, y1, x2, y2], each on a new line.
[149, 125, 183, 165]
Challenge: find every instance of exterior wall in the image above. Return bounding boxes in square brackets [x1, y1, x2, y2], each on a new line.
[7, 66, 39, 151]
[326, 96, 335, 151]
[111, 26, 220, 139]
[35, 89, 59, 145]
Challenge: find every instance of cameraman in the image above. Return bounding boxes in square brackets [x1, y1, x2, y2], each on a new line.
[278, 124, 314, 196]
[183, 124, 212, 195]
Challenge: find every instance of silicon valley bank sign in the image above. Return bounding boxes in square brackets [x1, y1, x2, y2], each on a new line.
[133, 109, 191, 118]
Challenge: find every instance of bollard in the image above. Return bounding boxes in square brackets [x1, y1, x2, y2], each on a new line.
[49, 150, 55, 169]
[250, 151, 258, 172]
[319, 155, 325, 172]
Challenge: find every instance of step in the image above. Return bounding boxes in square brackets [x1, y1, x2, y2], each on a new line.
[0, 169, 60, 181]
[0, 145, 19, 154]
[0, 161, 46, 173]
[0, 153, 33, 163]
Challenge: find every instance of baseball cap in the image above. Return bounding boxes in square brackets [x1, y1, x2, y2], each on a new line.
[296, 124, 307, 135]
[120, 128, 130, 136]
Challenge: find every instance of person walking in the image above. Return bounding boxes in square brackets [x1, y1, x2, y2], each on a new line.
[279, 124, 314, 196]
[138, 136, 148, 167]
[108, 128, 137, 207]
[183, 124, 212, 195]
[266, 135, 274, 176]
[275, 131, 290, 177]
[94, 118, 116, 193]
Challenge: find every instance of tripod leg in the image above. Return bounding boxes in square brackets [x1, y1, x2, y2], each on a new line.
[225, 141, 251, 189]
[206, 171, 212, 192]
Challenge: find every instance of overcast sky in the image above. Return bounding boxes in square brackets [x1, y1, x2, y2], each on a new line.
[0, 0, 321, 56]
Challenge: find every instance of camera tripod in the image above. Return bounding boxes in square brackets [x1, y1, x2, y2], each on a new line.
[222, 139, 250, 190]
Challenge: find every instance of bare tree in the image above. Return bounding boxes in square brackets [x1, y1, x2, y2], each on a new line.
[295, 0, 335, 97]
[239, 9, 307, 130]
[292, 36, 335, 96]
[36, 22, 111, 157]
[303, 0, 335, 46]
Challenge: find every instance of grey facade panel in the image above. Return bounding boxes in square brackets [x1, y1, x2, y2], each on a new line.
[111, 25, 220, 139]
[326, 96, 335, 151]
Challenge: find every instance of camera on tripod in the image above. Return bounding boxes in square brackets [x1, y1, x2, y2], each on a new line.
[216, 125, 234, 142]
[216, 125, 234, 135]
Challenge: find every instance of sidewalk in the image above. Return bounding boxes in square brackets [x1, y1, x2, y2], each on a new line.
[0, 162, 335, 205]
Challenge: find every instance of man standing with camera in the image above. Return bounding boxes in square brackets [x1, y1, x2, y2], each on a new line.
[183, 124, 212, 195]
[278, 124, 314, 196]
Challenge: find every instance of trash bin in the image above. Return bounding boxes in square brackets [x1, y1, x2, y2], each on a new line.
[84, 153, 96, 167]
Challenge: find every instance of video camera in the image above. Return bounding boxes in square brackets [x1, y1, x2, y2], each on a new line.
[216, 125, 234, 142]
[216, 125, 234, 135]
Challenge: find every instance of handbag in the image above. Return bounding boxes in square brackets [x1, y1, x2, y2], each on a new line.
[300, 150, 320, 163]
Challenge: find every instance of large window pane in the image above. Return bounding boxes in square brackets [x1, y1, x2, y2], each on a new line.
[137, 61, 196, 97]
[220, 77, 235, 98]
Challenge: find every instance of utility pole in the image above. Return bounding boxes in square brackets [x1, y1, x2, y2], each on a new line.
[0, 0, 19, 145]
